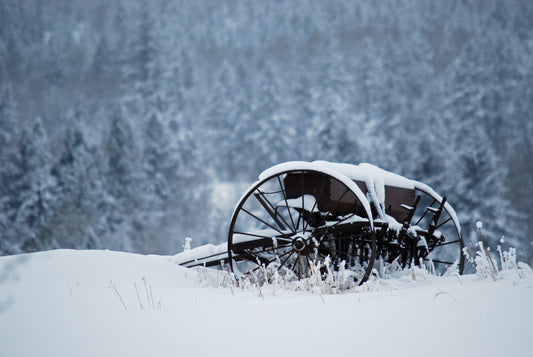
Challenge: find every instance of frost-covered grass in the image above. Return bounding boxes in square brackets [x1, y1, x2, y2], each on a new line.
[195, 243, 531, 299]
[0, 249, 532, 357]
[461, 222, 531, 282]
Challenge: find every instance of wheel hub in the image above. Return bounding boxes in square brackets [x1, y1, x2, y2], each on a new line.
[292, 235, 307, 252]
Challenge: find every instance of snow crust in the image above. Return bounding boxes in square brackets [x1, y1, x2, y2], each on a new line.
[171, 243, 227, 266]
[278, 194, 320, 212]
[1, 249, 532, 357]
[314, 161, 415, 189]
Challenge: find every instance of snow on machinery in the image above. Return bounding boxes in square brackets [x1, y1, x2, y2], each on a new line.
[175, 161, 465, 285]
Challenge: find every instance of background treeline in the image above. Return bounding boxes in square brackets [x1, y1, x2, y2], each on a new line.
[0, 0, 532, 260]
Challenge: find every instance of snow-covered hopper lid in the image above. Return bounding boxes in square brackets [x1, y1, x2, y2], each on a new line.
[259, 161, 461, 234]
[313, 161, 416, 221]
[313, 161, 415, 189]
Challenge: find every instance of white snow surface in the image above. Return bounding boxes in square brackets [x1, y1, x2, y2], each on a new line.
[1, 249, 532, 357]
[279, 194, 320, 212]
[171, 242, 227, 266]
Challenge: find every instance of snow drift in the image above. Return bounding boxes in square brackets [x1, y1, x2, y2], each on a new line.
[0, 249, 532, 357]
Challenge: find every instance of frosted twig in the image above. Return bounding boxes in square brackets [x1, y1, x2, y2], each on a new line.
[110, 281, 128, 311]
[475, 223, 498, 280]
[134, 283, 144, 310]
[422, 279, 459, 303]
[433, 290, 459, 303]
[142, 277, 151, 309]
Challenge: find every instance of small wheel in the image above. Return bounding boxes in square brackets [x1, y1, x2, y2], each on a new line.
[228, 163, 376, 285]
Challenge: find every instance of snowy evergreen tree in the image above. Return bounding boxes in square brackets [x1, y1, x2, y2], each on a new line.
[104, 109, 141, 201]
[47, 108, 102, 250]
[0, 86, 20, 181]
[443, 46, 520, 247]
[89, 37, 114, 79]
[100, 108, 143, 252]
[0, 0, 531, 256]
[202, 61, 242, 180]
[289, 75, 315, 161]
[13, 117, 58, 252]
[307, 41, 358, 163]
[508, 44, 533, 261]
[0, 86, 23, 254]
[248, 61, 294, 172]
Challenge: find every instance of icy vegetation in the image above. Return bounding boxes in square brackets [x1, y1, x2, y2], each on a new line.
[0, 248, 532, 357]
[0, 0, 532, 262]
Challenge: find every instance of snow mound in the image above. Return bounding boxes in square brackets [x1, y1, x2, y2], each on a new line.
[0, 249, 532, 357]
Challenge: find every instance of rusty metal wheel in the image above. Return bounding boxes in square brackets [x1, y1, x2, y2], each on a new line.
[411, 186, 465, 275]
[227, 162, 376, 286]
[373, 186, 465, 276]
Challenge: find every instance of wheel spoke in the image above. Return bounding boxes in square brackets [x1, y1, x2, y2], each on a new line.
[236, 243, 291, 258]
[295, 172, 305, 229]
[233, 230, 291, 242]
[245, 251, 272, 266]
[278, 250, 295, 270]
[278, 176, 297, 232]
[415, 198, 437, 225]
[241, 207, 285, 236]
[242, 247, 296, 269]
[298, 252, 302, 279]
[275, 249, 294, 261]
[435, 216, 452, 229]
[260, 188, 294, 231]
[302, 179, 328, 233]
[254, 189, 292, 232]
[290, 255, 299, 273]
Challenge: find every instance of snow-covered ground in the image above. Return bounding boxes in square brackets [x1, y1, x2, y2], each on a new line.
[1, 249, 532, 357]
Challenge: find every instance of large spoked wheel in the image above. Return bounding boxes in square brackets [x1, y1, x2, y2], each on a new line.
[228, 167, 376, 286]
[408, 188, 465, 275]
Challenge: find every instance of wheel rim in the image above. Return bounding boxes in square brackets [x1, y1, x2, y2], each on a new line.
[228, 169, 376, 285]
[376, 188, 464, 275]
